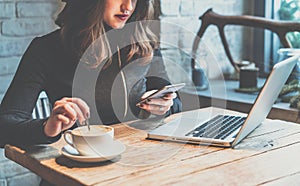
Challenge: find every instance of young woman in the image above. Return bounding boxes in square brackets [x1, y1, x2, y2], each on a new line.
[0, 0, 182, 147]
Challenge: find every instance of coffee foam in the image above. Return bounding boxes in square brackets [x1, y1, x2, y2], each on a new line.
[72, 125, 112, 136]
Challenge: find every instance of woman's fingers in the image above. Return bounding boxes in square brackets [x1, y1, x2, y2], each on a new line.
[139, 98, 174, 115]
[62, 97, 90, 118]
[138, 92, 177, 115]
[53, 103, 77, 121]
[53, 97, 90, 122]
[44, 114, 75, 137]
[140, 103, 170, 115]
[146, 97, 173, 107]
[44, 97, 90, 137]
[56, 114, 75, 130]
[67, 102, 86, 124]
[56, 114, 72, 125]
[163, 92, 177, 100]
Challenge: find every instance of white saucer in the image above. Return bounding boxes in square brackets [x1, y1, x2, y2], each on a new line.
[61, 141, 126, 163]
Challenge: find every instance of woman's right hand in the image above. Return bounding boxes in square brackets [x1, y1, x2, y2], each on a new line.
[43, 97, 90, 137]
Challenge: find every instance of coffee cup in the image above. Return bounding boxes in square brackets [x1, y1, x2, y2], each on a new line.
[63, 125, 114, 156]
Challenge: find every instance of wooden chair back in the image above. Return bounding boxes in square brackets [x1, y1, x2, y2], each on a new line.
[32, 91, 50, 119]
[192, 8, 300, 72]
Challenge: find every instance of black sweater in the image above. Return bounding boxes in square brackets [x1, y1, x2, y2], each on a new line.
[0, 29, 182, 147]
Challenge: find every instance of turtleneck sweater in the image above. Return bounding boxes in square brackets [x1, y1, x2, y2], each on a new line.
[0, 29, 182, 147]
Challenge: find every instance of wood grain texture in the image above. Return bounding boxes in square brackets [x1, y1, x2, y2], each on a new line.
[5, 107, 300, 185]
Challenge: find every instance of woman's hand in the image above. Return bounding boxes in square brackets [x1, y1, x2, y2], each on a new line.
[43, 97, 90, 137]
[138, 90, 177, 115]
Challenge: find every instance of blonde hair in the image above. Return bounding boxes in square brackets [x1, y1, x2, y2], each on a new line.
[56, 0, 157, 68]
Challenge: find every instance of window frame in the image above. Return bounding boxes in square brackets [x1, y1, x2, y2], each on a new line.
[253, 0, 274, 77]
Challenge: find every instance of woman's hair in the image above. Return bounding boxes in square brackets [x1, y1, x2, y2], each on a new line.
[56, 0, 157, 68]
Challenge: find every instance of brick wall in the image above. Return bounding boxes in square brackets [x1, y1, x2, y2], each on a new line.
[0, 0, 60, 102]
[158, 0, 254, 83]
[0, 1, 61, 185]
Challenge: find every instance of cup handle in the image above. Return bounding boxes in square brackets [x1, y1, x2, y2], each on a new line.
[63, 130, 74, 148]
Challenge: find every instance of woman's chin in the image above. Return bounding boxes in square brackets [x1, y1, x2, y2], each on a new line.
[107, 22, 125, 29]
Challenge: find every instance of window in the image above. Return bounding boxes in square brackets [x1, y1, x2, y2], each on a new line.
[254, 0, 300, 76]
[276, 0, 300, 48]
[268, 0, 300, 69]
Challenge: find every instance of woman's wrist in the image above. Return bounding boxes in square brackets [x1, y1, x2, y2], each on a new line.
[43, 119, 58, 137]
[43, 119, 51, 137]
[138, 109, 151, 119]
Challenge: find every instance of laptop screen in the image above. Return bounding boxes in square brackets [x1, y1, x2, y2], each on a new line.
[232, 55, 299, 146]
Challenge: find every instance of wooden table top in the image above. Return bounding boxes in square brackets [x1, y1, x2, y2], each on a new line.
[5, 107, 300, 185]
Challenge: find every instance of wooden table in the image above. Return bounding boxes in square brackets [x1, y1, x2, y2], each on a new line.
[5, 107, 300, 185]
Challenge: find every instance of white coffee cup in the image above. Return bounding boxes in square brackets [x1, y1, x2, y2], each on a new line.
[63, 125, 114, 156]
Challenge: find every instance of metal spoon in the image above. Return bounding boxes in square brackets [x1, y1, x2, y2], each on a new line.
[82, 119, 90, 131]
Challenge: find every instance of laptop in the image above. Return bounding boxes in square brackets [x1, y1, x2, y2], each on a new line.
[147, 55, 299, 147]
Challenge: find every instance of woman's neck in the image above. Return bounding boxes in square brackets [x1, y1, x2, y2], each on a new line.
[103, 22, 113, 32]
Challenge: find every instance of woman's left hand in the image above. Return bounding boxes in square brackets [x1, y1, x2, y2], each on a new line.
[138, 90, 177, 115]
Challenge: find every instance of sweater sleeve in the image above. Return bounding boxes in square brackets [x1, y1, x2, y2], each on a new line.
[145, 49, 182, 116]
[0, 38, 60, 148]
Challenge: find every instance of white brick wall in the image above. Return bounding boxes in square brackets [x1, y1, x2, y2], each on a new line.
[0, 57, 19, 76]
[0, 1, 61, 185]
[0, 0, 60, 101]
[0, 38, 32, 57]
[0, 3, 15, 18]
[17, 2, 57, 17]
[2, 18, 56, 36]
[159, 0, 254, 82]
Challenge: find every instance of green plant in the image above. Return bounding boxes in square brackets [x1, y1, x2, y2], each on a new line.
[279, 79, 300, 109]
[278, 0, 300, 48]
[277, 1, 300, 109]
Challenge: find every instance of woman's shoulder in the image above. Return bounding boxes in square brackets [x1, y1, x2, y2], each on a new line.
[23, 29, 68, 67]
[27, 29, 66, 59]
[31, 29, 62, 47]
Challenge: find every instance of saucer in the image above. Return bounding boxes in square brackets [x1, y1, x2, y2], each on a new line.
[61, 141, 126, 163]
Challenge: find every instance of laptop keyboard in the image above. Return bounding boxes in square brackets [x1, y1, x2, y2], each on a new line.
[185, 115, 246, 140]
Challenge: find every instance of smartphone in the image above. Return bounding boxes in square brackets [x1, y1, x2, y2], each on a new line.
[136, 83, 186, 106]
